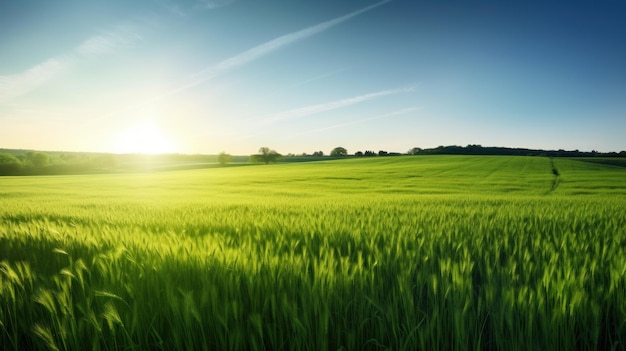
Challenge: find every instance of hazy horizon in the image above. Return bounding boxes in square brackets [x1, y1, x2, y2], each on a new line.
[2, 0, 625, 155]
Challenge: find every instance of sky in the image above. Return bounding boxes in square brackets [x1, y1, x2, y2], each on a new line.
[1, 0, 625, 155]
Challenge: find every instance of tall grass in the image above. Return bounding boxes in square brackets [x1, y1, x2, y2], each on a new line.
[1, 156, 625, 350]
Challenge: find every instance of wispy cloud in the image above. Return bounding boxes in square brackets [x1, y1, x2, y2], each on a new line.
[195, 0, 238, 10]
[0, 58, 71, 103]
[102, 0, 391, 117]
[244, 68, 348, 106]
[236, 104, 419, 142]
[193, 0, 390, 81]
[157, 0, 237, 17]
[292, 107, 421, 136]
[75, 26, 143, 57]
[0, 25, 143, 103]
[264, 86, 416, 124]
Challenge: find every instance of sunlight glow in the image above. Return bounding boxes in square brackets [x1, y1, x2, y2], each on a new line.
[111, 119, 178, 154]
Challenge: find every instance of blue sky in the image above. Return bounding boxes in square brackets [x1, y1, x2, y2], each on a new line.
[1, 0, 625, 155]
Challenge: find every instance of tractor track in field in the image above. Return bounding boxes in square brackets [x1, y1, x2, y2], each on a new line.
[550, 158, 560, 192]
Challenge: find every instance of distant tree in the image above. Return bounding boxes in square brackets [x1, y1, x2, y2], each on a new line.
[0, 153, 20, 165]
[408, 147, 422, 155]
[25, 152, 49, 168]
[355, 151, 363, 157]
[312, 151, 324, 157]
[217, 152, 232, 165]
[0, 153, 22, 174]
[378, 150, 388, 156]
[364, 150, 376, 157]
[251, 147, 281, 164]
[330, 147, 347, 157]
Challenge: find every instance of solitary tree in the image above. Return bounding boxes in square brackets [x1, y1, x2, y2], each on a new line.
[330, 147, 347, 157]
[217, 152, 232, 165]
[251, 147, 281, 164]
[408, 147, 422, 155]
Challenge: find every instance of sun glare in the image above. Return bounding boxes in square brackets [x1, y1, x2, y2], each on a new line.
[112, 120, 178, 154]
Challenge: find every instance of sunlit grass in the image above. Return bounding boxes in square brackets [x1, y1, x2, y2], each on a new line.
[1, 156, 625, 350]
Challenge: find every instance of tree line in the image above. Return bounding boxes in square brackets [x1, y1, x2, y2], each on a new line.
[406, 145, 626, 158]
[0, 151, 121, 176]
[2, 144, 624, 175]
[0, 151, 222, 175]
[275, 145, 626, 160]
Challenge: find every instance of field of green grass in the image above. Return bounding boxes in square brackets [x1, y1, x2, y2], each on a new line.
[1, 156, 625, 350]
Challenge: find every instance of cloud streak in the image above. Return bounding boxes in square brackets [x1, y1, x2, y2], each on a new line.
[75, 26, 143, 57]
[101, 0, 391, 117]
[293, 107, 421, 136]
[157, 0, 237, 17]
[0, 58, 71, 102]
[198, 0, 390, 77]
[0, 25, 143, 103]
[195, 0, 238, 10]
[264, 86, 416, 124]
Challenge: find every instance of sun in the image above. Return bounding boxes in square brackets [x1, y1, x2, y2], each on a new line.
[112, 119, 178, 154]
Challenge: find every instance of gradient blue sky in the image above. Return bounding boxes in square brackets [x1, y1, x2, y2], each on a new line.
[1, 0, 625, 155]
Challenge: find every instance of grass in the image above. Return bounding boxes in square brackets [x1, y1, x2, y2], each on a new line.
[1, 155, 625, 350]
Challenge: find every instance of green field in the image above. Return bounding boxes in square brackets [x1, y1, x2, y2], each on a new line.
[1, 156, 626, 350]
